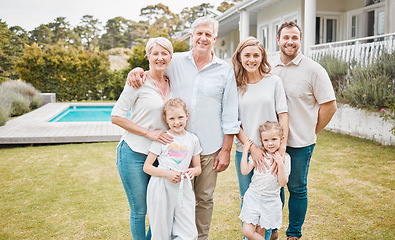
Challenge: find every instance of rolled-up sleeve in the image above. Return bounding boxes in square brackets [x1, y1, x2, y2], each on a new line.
[221, 68, 240, 135]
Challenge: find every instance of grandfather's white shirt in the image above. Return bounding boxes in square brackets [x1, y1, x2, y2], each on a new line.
[166, 50, 239, 155]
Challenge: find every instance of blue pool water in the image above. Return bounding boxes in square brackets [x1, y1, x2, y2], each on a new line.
[49, 106, 130, 122]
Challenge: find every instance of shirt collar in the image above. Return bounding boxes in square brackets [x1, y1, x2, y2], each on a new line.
[187, 49, 220, 66]
[275, 52, 303, 67]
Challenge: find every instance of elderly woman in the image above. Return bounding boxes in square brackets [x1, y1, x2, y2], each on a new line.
[111, 37, 174, 240]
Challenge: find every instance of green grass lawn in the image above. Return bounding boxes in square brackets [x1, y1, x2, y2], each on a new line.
[1, 131, 394, 239]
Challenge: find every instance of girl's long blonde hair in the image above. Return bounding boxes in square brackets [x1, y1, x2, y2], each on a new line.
[231, 37, 271, 95]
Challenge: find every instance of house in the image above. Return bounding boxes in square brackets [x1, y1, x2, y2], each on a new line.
[213, 0, 395, 64]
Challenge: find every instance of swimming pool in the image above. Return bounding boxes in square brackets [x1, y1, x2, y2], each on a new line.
[49, 105, 130, 122]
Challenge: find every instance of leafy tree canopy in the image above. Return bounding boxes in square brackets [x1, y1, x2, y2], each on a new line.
[217, 0, 243, 12]
[0, 20, 28, 81]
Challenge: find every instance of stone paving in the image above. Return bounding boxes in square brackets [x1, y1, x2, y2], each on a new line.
[0, 103, 124, 144]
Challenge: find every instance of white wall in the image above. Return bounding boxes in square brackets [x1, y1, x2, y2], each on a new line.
[344, 0, 365, 11]
[326, 104, 394, 146]
[256, 0, 302, 53]
[214, 29, 239, 59]
[317, 0, 346, 11]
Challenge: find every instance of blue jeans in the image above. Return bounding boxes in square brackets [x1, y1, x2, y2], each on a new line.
[285, 144, 315, 238]
[117, 141, 151, 240]
[235, 151, 273, 238]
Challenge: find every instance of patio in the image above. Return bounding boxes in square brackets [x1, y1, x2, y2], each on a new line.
[0, 103, 124, 144]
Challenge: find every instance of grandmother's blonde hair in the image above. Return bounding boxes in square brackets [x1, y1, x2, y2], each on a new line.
[145, 37, 173, 57]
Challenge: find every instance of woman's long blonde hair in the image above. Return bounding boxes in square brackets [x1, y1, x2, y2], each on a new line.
[231, 37, 271, 95]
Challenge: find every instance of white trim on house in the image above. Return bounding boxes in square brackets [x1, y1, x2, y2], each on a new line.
[175, 0, 394, 62]
[257, 23, 269, 50]
[315, 11, 342, 44]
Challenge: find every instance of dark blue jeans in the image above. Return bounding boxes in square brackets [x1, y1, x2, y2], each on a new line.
[285, 144, 315, 238]
[117, 141, 151, 240]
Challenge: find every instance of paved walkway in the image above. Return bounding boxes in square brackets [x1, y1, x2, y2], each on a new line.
[0, 103, 124, 144]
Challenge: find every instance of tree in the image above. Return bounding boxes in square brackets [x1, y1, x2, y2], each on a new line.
[0, 20, 28, 81]
[48, 17, 76, 45]
[99, 17, 133, 50]
[179, 3, 215, 28]
[10, 26, 29, 41]
[140, 4, 181, 37]
[127, 42, 148, 71]
[126, 37, 189, 73]
[16, 43, 110, 101]
[217, 0, 243, 12]
[172, 39, 189, 53]
[29, 17, 77, 47]
[75, 15, 101, 51]
[29, 24, 54, 47]
[124, 21, 148, 48]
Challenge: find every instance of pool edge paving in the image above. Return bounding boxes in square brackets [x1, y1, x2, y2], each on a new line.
[0, 103, 123, 144]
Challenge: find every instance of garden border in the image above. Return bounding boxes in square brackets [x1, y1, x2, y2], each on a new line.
[325, 103, 394, 146]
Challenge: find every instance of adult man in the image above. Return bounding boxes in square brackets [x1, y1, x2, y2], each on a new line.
[127, 16, 239, 240]
[271, 21, 337, 240]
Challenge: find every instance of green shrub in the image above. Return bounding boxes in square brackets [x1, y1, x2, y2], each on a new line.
[318, 51, 395, 135]
[0, 89, 11, 126]
[317, 54, 349, 92]
[0, 79, 43, 109]
[0, 106, 9, 126]
[30, 94, 44, 109]
[0, 80, 44, 125]
[102, 69, 129, 100]
[126, 38, 189, 72]
[7, 91, 30, 116]
[340, 51, 395, 109]
[336, 51, 395, 135]
[15, 43, 111, 101]
[127, 42, 149, 71]
[380, 101, 395, 135]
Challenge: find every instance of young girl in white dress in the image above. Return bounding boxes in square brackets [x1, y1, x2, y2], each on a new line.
[239, 121, 291, 240]
[143, 98, 202, 240]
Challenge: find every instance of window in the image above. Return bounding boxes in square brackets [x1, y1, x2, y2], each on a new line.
[351, 15, 358, 38]
[272, 22, 280, 51]
[326, 19, 337, 43]
[258, 24, 269, 50]
[315, 16, 339, 44]
[376, 10, 385, 35]
[262, 27, 268, 49]
[347, 2, 386, 38]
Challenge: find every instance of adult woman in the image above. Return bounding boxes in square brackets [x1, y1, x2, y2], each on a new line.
[231, 36, 289, 227]
[111, 37, 173, 240]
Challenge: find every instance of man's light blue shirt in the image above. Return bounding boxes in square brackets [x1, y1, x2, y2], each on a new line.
[166, 50, 239, 155]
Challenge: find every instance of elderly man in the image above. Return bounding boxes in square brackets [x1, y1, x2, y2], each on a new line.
[127, 16, 239, 240]
[271, 21, 337, 240]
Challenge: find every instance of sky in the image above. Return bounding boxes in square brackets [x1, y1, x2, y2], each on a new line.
[0, 0, 226, 31]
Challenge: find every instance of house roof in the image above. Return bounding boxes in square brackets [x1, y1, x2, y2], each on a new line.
[177, 0, 281, 40]
[215, 0, 282, 38]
